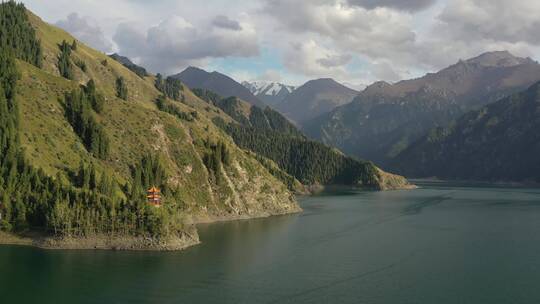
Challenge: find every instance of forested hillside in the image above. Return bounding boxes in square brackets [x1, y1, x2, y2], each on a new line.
[194, 89, 411, 189]
[0, 2, 299, 249]
[393, 82, 540, 182]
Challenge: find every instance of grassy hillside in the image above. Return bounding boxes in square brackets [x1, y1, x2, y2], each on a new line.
[0, 3, 299, 248]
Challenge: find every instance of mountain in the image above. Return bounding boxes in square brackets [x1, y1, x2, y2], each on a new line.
[193, 89, 412, 190]
[172, 67, 265, 107]
[242, 81, 296, 106]
[304, 51, 540, 167]
[109, 53, 148, 78]
[277, 78, 358, 125]
[393, 81, 540, 182]
[0, 3, 299, 249]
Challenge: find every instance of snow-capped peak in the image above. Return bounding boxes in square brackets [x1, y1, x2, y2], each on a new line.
[242, 81, 296, 96]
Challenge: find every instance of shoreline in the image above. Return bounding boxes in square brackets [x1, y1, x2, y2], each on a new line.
[410, 178, 540, 189]
[188, 204, 303, 225]
[0, 207, 303, 251]
[0, 183, 416, 252]
[0, 226, 200, 251]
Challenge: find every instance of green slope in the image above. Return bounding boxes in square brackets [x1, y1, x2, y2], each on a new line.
[0, 2, 299, 247]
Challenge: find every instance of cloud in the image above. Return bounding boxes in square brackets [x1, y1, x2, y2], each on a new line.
[370, 61, 402, 82]
[256, 69, 283, 82]
[261, 0, 419, 75]
[55, 13, 113, 52]
[405, 0, 540, 70]
[317, 54, 352, 68]
[113, 15, 259, 74]
[261, 0, 540, 83]
[284, 40, 350, 78]
[347, 0, 436, 12]
[438, 0, 540, 45]
[33, 0, 540, 85]
[212, 15, 242, 31]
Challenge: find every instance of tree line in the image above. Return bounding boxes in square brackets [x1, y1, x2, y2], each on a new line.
[64, 82, 110, 159]
[223, 125, 379, 186]
[155, 74, 184, 101]
[155, 95, 198, 122]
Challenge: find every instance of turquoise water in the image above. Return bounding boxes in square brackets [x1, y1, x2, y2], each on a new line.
[2, 183, 540, 303]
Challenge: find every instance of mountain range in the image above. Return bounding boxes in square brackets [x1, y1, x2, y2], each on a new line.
[393, 81, 540, 182]
[304, 51, 540, 168]
[242, 78, 359, 125]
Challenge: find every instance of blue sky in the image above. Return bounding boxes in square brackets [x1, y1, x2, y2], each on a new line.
[21, 0, 540, 88]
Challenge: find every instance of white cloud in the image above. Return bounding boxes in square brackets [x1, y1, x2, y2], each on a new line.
[23, 0, 540, 84]
[370, 61, 402, 82]
[113, 15, 259, 74]
[347, 0, 436, 12]
[284, 40, 350, 78]
[256, 69, 283, 82]
[317, 54, 353, 68]
[406, 0, 540, 69]
[438, 0, 540, 45]
[255, 0, 418, 84]
[55, 13, 113, 52]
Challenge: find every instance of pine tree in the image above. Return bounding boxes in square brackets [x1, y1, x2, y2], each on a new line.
[64, 88, 109, 158]
[89, 164, 98, 191]
[116, 76, 128, 100]
[58, 40, 73, 79]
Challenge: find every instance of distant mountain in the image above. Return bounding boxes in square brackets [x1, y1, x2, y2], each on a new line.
[393, 81, 540, 182]
[109, 53, 148, 78]
[304, 51, 540, 167]
[172, 67, 265, 107]
[276, 78, 358, 124]
[242, 81, 296, 106]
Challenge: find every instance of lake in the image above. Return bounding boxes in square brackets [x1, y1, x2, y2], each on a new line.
[2, 182, 540, 303]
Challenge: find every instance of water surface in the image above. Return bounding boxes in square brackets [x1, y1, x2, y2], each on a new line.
[2, 183, 540, 303]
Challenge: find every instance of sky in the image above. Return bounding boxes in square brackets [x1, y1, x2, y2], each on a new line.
[21, 0, 540, 88]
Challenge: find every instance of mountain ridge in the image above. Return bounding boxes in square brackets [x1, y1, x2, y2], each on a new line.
[393, 81, 540, 181]
[304, 51, 540, 167]
[173, 66, 266, 107]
